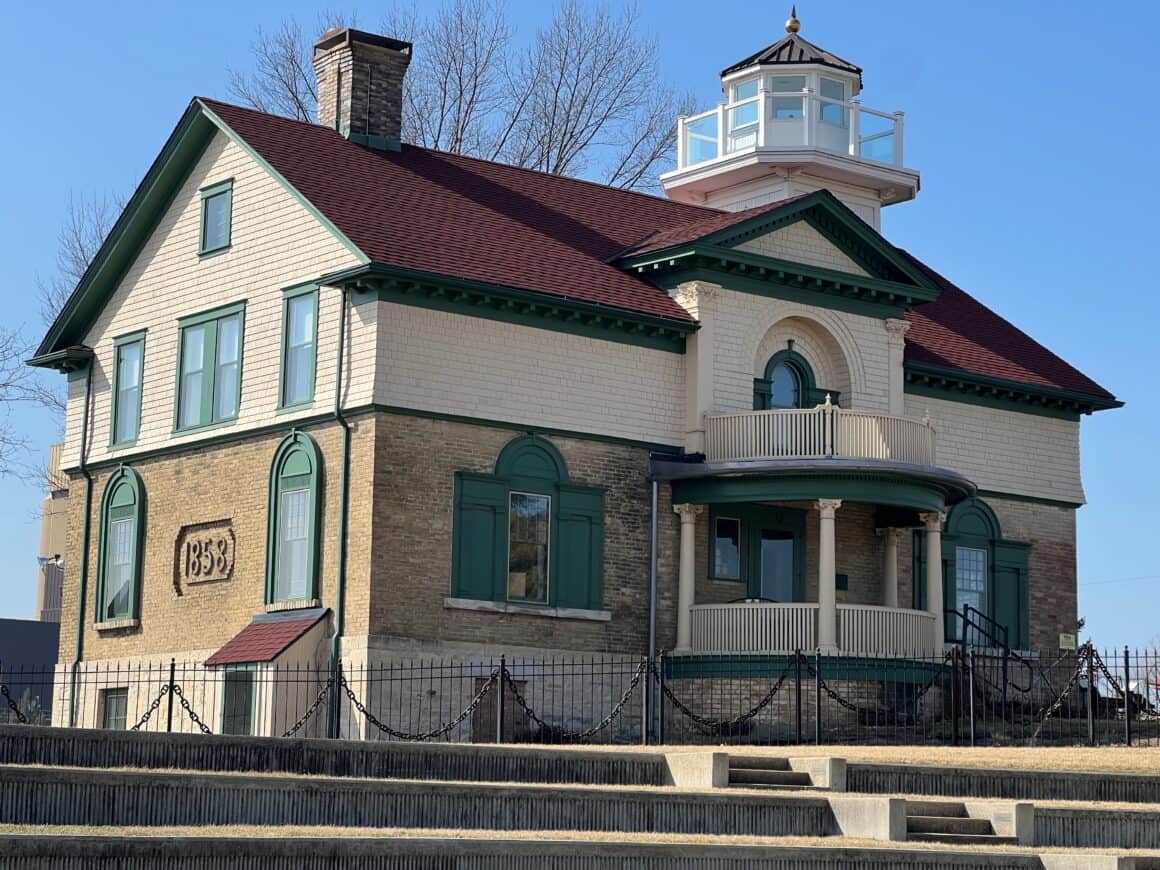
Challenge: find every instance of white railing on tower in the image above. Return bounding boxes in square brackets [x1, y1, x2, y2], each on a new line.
[703, 403, 936, 466]
[676, 91, 904, 170]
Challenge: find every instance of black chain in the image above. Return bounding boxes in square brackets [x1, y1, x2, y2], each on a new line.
[172, 684, 212, 734]
[503, 660, 646, 741]
[910, 651, 953, 706]
[660, 660, 793, 735]
[1031, 653, 1086, 741]
[342, 670, 498, 741]
[282, 677, 334, 738]
[804, 662, 862, 714]
[0, 682, 29, 724]
[1091, 648, 1127, 699]
[129, 685, 170, 731]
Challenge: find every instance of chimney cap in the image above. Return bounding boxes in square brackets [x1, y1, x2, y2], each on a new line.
[313, 27, 412, 58]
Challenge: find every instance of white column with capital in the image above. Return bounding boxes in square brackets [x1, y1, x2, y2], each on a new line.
[884, 319, 910, 417]
[919, 511, 946, 653]
[816, 499, 842, 653]
[674, 503, 703, 651]
[880, 528, 900, 609]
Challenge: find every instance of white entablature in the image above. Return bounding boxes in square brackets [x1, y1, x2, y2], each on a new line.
[662, 9, 919, 229]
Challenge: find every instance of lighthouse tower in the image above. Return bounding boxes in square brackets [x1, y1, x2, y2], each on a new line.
[661, 9, 918, 230]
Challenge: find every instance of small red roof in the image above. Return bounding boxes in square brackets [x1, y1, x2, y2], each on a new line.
[205, 612, 326, 667]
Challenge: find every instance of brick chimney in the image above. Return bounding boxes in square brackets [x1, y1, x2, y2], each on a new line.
[313, 28, 412, 150]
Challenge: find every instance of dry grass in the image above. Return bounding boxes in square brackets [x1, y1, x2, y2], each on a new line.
[2, 825, 1159, 858]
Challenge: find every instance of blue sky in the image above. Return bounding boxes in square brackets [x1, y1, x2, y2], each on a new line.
[1, 1, 1156, 647]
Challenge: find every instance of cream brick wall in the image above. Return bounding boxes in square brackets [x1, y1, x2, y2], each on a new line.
[904, 394, 1085, 505]
[736, 221, 871, 277]
[62, 130, 364, 469]
[702, 284, 893, 414]
[373, 301, 685, 446]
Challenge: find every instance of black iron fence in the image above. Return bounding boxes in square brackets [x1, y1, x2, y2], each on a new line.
[2, 644, 1158, 747]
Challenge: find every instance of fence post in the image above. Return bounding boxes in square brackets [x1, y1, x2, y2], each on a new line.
[657, 653, 666, 745]
[814, 649, 822, 745]
[1124, 645, 1132, 748]
[641, 657, 650, 747]
[949, 647, 959, 746]
[967, 650, 976, 747]
[496, 656, 506, 744]
[165, 658, 176, 734]
[1086, 644, 1096, 747]
[795, 649, 803, 745]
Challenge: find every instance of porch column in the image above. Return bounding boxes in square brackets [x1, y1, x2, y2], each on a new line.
[919, 511, 946, 652]
[880, 528, 900, 609]
[816, 499, 842, 653]
[674, 503, 702, 651]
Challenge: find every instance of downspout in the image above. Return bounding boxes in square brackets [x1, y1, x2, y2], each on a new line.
[647, 477, 659, 741]
[68, 365, 94, 727]
[326, 287, 351, 737]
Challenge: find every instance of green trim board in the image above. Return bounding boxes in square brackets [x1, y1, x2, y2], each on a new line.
[904, 362, 1122, 419]
[975, 489, 1082, 510]
[108, 331, 146, 448]
[451, 434, 606, 612]
[671, 469, 963, 513]
[173, 301, 246, 433]
[95, 466, 146, 624]
[30, 99, 368, 366]
[278, 283, 320, 409]
[708, 503, 806, 600]
[663, 652, 946, 684]
[198, 178, 233, 256]
[265, 431, 324, 606]
[327, 262, 695, 354]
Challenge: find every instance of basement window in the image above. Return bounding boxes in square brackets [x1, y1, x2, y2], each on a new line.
[100, 688, 128, 730]
[199, 179, 233, 255]
[221, 667, 256, 736]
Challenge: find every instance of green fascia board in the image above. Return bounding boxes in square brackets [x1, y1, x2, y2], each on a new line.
[31, 100, 370, 363]
[620, 190, 938, 292]
[663, 652, 945, 684]
[904, 362, 1123, 419]
[671, 471, 956, 513]
[323, 262, 696, 354]
[27, 346, 94, 372]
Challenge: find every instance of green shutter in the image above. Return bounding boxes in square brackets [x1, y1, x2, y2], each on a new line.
[555, 486, 605, 610]
[911, 530, 925, 610]
[993, 541, 1030, 649]
[451, 473, 508, 601]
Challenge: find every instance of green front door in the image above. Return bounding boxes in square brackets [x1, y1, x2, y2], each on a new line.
[711, 504, 805, 601]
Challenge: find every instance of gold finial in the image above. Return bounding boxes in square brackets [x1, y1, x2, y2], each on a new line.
[785, 5, 801, 33]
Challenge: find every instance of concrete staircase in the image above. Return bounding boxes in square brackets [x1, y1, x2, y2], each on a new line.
[728, 757, 819, 790]
[905, 800, 1017, 846]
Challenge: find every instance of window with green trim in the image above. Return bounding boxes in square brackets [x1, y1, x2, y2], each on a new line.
[200, 179, 233, 255]
[176, 305, 244, 431]
[100, 688, 128, 730]
[267, 432, 323, 605]
[754, 348, 839, 410]
[280, 287, 318, 407]
[452, 435, 605, 611]
[221, 667, 256, 735]
[96, 467, 146, 623]
[111, 333, 144, 445]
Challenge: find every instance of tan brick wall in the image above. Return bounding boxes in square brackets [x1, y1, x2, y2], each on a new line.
[366, 412, 679, 654]
[58, 417, 375, 664]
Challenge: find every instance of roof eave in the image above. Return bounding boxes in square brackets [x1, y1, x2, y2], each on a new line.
[904, 361, 1123, 417]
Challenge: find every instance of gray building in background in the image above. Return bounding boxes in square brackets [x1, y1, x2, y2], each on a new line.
[0, 618, 59, 724]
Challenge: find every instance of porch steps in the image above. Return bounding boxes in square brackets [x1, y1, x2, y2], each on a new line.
[904, 800, 1017, 845]
[728, 756, 818, 790]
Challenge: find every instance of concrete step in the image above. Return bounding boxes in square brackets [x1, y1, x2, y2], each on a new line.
[906, 815, 994, 837]
[726, 782, 822, 792]
[907, 832, 1020, 846]
[905, 800, 968, 818]
[727, 756, 792, 771]
[729, 768, 813, 788]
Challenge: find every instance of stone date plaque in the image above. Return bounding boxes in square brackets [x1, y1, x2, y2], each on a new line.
[174, 519, 236, 589]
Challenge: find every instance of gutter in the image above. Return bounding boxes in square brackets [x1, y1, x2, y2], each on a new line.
[326, 287, 352, 738]
[67, 366, 95, 727]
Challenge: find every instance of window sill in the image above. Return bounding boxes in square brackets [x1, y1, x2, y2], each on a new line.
[172, 417, 239, 438]
[198, 245, 232, 260]
[444, 597, 611, 622]
[94, 617, 140, 631]
[265, 598, 321, 613]
[276, 400, 316, 416]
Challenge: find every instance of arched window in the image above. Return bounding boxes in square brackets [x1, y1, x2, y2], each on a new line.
[266, 431, 323, 606]
[452, 434, 605, 611]
[913, 497, 1031, 649]
[754, 349, 838, 410]
[97, 466, 145, 624]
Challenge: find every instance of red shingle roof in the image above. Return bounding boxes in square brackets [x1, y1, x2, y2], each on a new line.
[205, 612, 325, 667]
[200, 99, 1114, 403]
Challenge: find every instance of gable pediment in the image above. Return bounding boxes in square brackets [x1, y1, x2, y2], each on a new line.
[733, 220, 872, 278]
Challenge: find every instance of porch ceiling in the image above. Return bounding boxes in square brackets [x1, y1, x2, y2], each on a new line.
[654, 457, 975, 512]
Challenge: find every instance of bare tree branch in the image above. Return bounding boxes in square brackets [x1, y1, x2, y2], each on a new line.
[35, 192, 120, 329]
[0, 327, 56, 477]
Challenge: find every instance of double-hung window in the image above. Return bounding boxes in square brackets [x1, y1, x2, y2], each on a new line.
[97, 467, 145, 624]
[221, 667, 256, 735]
[199, 179, 233, 255]
[100, 688, 129, 730]
[280, 286, 318, 408]
[176, 305, 244, 431]
[111, 333, 145, 445]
